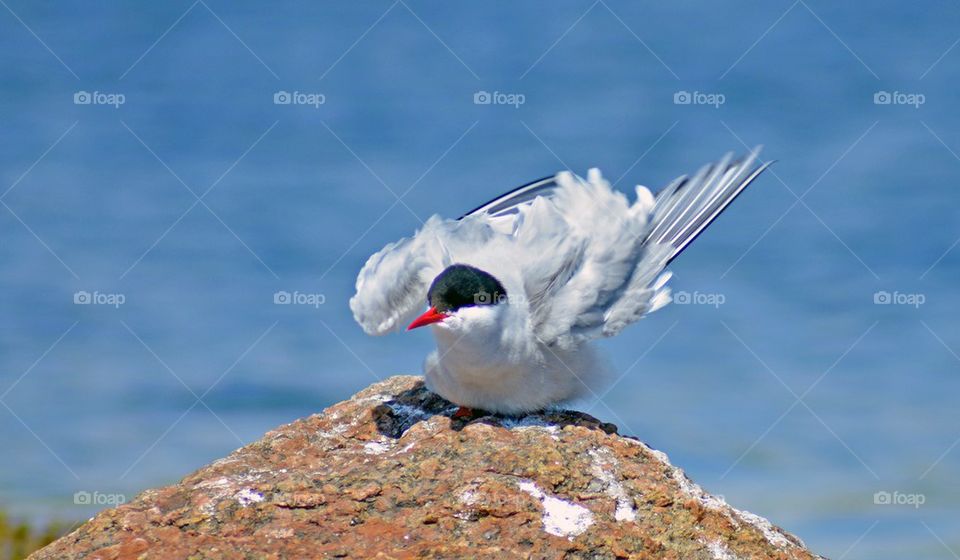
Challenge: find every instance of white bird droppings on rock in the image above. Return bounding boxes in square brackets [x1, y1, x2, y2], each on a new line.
[496, 416, 561, 438]
[707, 538, 740, 560]
[458, 488, 477, 506]
[517, 480, 594, 538]
[234, 488, 264, 507]
[362, 440, 392, 454]
[588, 448, 637, 522]
[386, 402, 434, 424]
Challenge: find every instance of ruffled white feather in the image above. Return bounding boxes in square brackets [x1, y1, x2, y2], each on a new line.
[350, 149, 767, 349]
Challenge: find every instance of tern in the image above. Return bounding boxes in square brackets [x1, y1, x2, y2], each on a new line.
[350, 150, 771, 415]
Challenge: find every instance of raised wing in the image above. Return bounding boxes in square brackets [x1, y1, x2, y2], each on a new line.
[522, 149, 769, 348]
[349, 215, 499, 335]
[516, 168, 663, 347]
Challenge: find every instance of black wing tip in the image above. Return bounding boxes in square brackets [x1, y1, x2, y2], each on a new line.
[458, 174, 556, 220]
[664, 155, 774, 265]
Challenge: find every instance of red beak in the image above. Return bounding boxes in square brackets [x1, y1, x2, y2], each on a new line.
[407, 307, 449, 330]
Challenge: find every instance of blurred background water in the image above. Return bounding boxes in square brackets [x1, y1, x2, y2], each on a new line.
[0, 1, 958, 557]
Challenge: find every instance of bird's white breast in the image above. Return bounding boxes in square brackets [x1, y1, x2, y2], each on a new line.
[422, 306, 607, 414]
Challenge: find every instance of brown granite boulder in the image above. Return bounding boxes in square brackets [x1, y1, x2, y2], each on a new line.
[31, 375, 823, 559]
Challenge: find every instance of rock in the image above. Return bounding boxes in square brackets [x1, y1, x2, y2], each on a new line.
[32, 376, 824, 559]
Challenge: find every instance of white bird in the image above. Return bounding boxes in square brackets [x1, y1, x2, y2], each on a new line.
[350, 150, 771, 415]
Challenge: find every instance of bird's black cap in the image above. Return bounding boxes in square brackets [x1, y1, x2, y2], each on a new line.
[427, 264, 507, 313]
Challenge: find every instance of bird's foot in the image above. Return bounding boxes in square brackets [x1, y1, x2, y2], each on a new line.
[452, 406, 475, 419]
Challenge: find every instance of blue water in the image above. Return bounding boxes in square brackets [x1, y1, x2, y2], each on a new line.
[1, 1, 958, 557]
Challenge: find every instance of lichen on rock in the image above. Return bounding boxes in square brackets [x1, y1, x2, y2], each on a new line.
[31, 375, 824, 559]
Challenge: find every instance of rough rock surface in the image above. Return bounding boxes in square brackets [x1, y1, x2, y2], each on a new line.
[33, 376, 824, 559]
